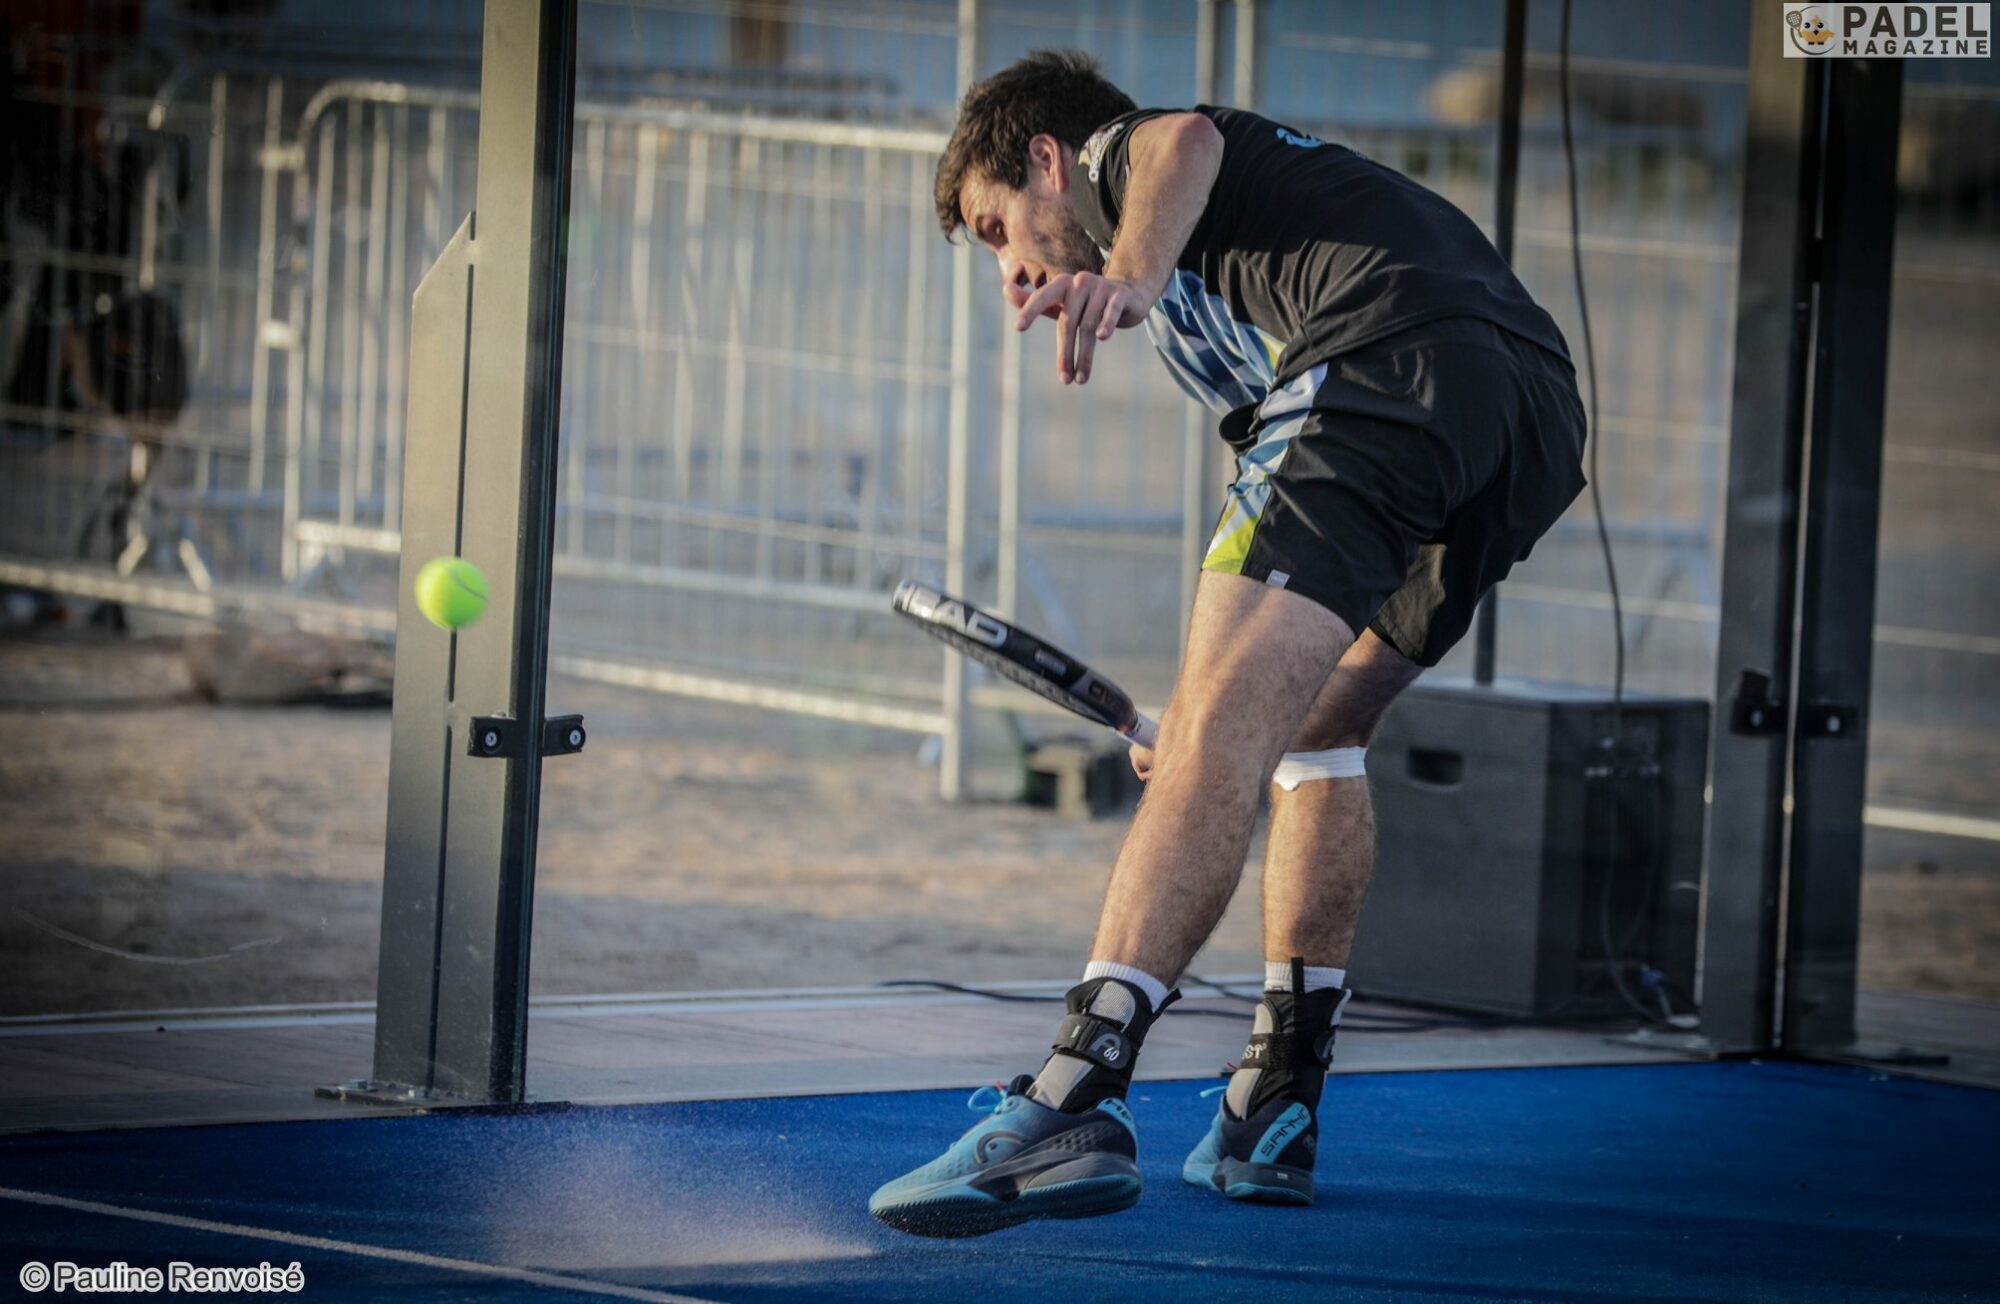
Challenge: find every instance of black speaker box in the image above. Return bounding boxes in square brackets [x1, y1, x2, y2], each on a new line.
[1347, 677, 1707, 1020]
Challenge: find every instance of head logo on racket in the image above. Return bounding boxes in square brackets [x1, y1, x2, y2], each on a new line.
[890, 579, 1158, 749]
[895, 583, 1009, 649]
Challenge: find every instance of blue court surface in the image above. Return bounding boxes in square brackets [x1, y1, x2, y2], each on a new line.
[4, 1059, 1996, 1302]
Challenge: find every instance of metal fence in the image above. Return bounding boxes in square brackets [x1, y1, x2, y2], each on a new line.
[1, 1, 1995, 832]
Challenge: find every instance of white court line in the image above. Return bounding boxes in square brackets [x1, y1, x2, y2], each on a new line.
[1863, 804, 2000, 845]
[0, 1187, 723, 1304]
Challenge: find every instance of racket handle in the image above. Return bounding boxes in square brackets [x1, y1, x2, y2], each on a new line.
[1125, 713, 1159, 750]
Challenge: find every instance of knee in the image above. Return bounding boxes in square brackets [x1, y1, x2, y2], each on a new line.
[1153, 701, 1217, 762]
[1153, 698, 1279, 771]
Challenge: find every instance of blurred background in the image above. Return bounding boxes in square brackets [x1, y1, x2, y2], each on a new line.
[0, 1, 1993, 1033]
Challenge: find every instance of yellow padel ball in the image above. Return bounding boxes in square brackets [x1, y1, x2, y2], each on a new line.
[414, 556, 489, 630]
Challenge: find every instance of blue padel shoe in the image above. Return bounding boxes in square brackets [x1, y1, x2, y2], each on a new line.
[1183, 968, 1347, 1207]
[1182, 1084, 1319, 1206]
[868, 1073, 1143, 1238]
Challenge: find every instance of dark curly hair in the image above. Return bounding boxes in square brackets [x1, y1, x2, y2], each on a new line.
[933, 49, 1136, 240]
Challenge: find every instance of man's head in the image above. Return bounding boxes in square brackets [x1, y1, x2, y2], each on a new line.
[933, 49, 1135, 309]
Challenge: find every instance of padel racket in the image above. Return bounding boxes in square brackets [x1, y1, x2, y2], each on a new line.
[891, 579, 1158, 749]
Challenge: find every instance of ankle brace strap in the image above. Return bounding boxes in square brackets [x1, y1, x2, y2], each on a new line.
[1239, 1026, 1338, 1072]
[1052, 1012, 1134, 1069]
[1047, 977, 1181, 1071]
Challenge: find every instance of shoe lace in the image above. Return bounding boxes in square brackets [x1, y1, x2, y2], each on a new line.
[965, 1080, 1011, 1114]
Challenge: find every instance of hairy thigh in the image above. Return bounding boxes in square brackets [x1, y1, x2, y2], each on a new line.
[1159, 570, 1357, 768]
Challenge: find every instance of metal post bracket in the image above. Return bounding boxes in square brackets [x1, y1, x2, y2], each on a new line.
[1728, 668, 1787, 736]
[467, 713, 586, 759]
[1728, 669, 1856, 739]
[1799, 701, 1859, 739]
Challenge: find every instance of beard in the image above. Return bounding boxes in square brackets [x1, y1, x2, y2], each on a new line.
[1039, 203, 1105, 276]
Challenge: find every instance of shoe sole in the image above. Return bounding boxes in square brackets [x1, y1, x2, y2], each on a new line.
[1192, 1157, 1314, 1207]
[871, 1157, 1142, 1238]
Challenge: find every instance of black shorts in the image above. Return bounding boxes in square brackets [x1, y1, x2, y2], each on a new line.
[1201, 317, 1587, 667]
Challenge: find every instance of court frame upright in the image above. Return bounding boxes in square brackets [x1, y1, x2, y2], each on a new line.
[327, 0, 581, 1107]
[1689, 19, 1940, 1069]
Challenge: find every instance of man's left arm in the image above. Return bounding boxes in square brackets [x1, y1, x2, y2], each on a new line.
[1019, 112, 1223, 385]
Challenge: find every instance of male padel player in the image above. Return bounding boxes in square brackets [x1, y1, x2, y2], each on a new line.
[871, 50, 1586, 1237]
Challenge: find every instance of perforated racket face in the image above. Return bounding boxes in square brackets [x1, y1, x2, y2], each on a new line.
[891, 581, 1139, 735]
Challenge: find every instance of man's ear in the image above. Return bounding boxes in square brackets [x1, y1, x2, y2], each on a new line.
[1028, 133, 1069, 192]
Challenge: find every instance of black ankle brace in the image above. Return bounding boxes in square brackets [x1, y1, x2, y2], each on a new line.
[1037, 976, 1179, 1111]
[1235, 961, 1349, 1117]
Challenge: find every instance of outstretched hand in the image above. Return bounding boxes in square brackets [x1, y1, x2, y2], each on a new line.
[1015, 271, 1153, 385]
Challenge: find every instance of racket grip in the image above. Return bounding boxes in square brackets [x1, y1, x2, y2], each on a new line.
[1125, 713, 1159, 750]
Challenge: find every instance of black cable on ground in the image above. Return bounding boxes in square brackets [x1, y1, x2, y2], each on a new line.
[880, 976, 1654, 1035]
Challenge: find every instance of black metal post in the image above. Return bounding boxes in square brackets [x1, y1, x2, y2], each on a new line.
[1698, 34, 1927, 1068]
[1696, 18, 1822, 1054]
[1784, 56, 1904, 1058]
[484, 0, 578, 1101]
[1473, 0, 1526, 686]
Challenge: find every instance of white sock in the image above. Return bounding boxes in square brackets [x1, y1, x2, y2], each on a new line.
[1266, 962, 1345, 992]
[1082, 960, 1171, 1012]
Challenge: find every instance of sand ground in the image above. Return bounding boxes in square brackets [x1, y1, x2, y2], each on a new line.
[0, 624, 1994, 1018]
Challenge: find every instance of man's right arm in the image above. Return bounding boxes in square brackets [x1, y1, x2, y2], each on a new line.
[1101, 113, 1222, 313]
[1016, 113, 1223, 385]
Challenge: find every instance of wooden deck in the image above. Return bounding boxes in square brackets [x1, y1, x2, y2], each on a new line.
[0, 981, 1991, 1134]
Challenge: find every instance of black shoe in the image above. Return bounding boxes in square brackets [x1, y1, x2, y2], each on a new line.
[1181, 1085, 1319, 1205]
[1182, 966, 1347, 1206]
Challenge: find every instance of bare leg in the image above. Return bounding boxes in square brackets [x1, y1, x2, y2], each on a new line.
[1089, 570, 1355, 985]
[1261, 630, 1424, 966]
[1263, 780, 1375, 967]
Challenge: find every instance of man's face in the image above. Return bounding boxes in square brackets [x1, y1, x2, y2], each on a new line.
[959, 134, 1104, 313]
